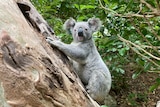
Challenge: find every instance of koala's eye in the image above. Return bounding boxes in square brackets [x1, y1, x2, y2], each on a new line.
[85, 28, 88, 31]
[74, 29, 76, 31]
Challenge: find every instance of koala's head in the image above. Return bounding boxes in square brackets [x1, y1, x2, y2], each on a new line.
[63, 18, 101, 42]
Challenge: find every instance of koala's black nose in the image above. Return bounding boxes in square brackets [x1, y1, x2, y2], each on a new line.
[78, 27, 83, 37]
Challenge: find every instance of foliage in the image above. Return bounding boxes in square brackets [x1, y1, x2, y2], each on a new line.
[101, 105, 108, 107]
[149, 78, 160, 92]
[127, 92, 148, 106]
[31, 0, 160, 105]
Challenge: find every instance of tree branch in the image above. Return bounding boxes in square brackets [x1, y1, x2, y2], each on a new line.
[137, 3, 143, 14]
[140, 0, 160, 16]
[140, 0, 157, 12]
[156, 0, 160, 10]
[99, 0, 160, 18]
[130, 45, 160, 68]
[130, 19, 160, 58]
[144, 17, 160, 41]
[115, 13, 154, 18]
[117, 34, 160, 62]
[98, 0, 117, 14]
[140, 45, 160, 49]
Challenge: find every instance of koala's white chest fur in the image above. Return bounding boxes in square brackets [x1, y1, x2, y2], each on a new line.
[70, 40, 112, 103]
[72, 41, 111, 86]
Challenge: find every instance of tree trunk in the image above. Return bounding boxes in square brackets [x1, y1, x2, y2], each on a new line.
[0, 0, 99, 107]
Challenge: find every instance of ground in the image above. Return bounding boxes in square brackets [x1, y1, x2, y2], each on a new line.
[111, 64, 160, 107]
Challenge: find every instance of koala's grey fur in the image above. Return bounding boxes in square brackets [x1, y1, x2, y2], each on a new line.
[46, 17, 112, 104]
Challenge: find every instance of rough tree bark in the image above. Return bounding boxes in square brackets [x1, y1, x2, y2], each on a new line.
[0, 0, 100, 107]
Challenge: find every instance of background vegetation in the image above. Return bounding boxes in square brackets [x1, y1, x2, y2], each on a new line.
[31, 0, 160, 106]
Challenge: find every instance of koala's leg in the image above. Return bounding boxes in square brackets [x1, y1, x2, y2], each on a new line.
[86, 71, 110, 103]
[46, 37, 87, 63]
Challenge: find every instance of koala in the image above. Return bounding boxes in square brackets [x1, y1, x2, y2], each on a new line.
[46, 17, 112, 104]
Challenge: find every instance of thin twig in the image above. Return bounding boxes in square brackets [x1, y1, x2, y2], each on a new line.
[99, 0, 160, 18]
[140, 45, 160, 49]
[117, 34, 160, 61]
[115, 13, 155, 18]
[156, 0, 160, 10]
[98, 0, 157, 18]
[148, 70, 160, 73]
[130, 45, 160, 68]
[144, 17, 160, 41]
[118, 36, 160, 68]
[137, 3, 143, 14]
[131, 20, 160, 56]
[140, 0, 157, 12]
[98, 0, 117, 14]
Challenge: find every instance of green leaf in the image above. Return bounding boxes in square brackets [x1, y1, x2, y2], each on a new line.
[111, 48, 117, 52]
[103, 0, 109, 4]
[149, 79, 160, 92]
[101, 105, 108, 107]
[145, 35, 152, 39]
[80, 5, 96, 10]
[156, 78, 160, 83]
[118, 48, 126, 56]
[74, 4, 79, 9]
[144, 63, 150, 71]
[132, 71, 142, 79]
[154, 25, 160, 31]
[119, 68, 125, 74]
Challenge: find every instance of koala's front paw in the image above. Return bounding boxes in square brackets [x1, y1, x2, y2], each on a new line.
[46, 37, 54, 43]
[46, 37, 63, 48]
[46, 36, 58, 47]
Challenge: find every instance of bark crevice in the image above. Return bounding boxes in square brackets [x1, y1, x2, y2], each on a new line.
[17, 2, 55, 38]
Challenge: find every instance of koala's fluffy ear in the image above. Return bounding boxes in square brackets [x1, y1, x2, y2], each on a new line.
[63, 18, 76, 34]
[88, 18, 101, 32]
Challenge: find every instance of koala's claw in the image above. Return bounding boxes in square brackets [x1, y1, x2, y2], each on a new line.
[46, 36, 61, 48]
[46, 37, 54, 42]
[46, 37, 56, 48]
